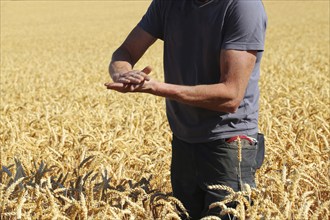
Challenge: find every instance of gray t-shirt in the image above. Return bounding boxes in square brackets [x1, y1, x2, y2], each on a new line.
[138, 0, 267, 143]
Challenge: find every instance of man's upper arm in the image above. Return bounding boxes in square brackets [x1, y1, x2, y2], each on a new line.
[119, 26, 157, 66]
[219, 0, 266, 108]
[220, 49, 257, 107]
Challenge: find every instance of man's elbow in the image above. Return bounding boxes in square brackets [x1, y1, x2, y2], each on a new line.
[223, 98, 241, 113]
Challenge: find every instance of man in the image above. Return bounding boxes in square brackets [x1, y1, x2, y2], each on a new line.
[105, 0, 267, 219]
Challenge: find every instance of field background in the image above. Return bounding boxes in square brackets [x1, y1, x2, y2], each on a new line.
[1, 1, 329, 219]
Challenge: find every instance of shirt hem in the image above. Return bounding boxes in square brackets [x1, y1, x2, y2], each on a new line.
[172, 127, 259, 144]
[222, 43, 264, 51]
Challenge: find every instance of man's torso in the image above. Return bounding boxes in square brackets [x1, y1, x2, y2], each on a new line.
[139, 0, 267, 143]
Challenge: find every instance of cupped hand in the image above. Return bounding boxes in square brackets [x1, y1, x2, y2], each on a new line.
[112, 66, 152, 84]
[105, 66, 155, 93]
[104, 79, 155, 93]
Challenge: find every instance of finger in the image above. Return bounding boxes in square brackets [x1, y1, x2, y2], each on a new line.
[125, 76, 143, 84]
[141, 66, 152, 74]
[117, 76, 138, 84]
[104, 82, 124, 90]
[141, 66, 152, 81]
[117, 77, 131, 83]
[130, 72, 145, 81]
[138, 72, 151, 81]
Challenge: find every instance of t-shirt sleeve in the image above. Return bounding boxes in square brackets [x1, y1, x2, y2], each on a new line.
[221, 0, 267, 51]
[138, 0, 164, 40]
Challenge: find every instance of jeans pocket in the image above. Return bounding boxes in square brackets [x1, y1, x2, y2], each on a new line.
[242, 143, 258, 168]
[225, 139, 258, 188]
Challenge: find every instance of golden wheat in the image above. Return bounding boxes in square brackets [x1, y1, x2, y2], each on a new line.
[1, 1, 329, 219]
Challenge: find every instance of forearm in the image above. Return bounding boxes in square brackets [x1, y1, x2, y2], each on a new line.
[148, 81, 240, 113]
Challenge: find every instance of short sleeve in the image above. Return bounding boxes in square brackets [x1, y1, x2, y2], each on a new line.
[138, 0, 164, 40]
[221, 0, 267, 51]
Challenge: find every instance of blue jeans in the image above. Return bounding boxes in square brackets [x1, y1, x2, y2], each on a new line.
[171, 134, 260, 220]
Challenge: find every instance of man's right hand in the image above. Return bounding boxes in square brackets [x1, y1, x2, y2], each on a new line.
[112, 66, 152, 84]
[105, 66, 156, 93]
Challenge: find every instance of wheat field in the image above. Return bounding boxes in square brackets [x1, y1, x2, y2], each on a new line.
[0, 1, 329, 219]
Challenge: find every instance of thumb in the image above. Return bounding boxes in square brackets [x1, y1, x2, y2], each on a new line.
[141, 66, 152, 75]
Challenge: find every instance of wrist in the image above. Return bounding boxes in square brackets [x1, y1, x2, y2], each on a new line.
[110, 73, 119, 82]
[143, 80, 158, 94]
